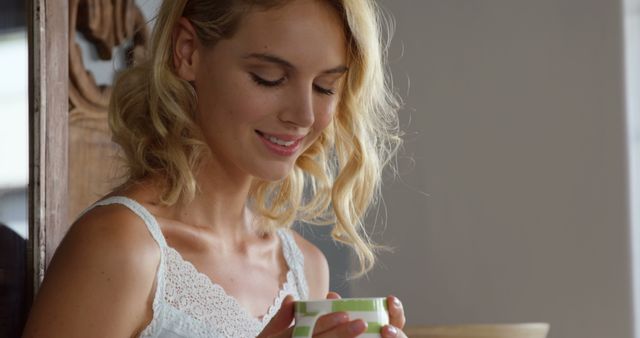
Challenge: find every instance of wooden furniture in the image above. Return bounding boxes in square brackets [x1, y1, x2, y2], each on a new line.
[405, 323, 550, 338]
[29, 0, 149, 289]
[68, 0, 149, 221]
[29, 0, 70, 290]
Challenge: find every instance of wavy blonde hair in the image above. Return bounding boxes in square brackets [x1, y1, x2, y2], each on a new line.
[109, 0, 401, 277]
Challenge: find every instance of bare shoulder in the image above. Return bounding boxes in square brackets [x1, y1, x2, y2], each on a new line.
[23, 202, 160, 337]
[63, 202, 161, 265]
[289, 229, 329, 300]
[64, 202, 159, 254]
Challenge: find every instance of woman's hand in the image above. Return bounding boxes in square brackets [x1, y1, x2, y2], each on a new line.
[257, 295, 368, 338]
[326, 292, 408, 338]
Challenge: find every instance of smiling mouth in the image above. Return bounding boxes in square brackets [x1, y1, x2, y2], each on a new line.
[256, 131, 296, 147]
[255, 131, 305, 147]
[255, 130, 306, 157]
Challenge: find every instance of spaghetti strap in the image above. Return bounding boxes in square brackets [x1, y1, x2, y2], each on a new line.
[276, 229, 309, 300]
[82, 196, 168, 248]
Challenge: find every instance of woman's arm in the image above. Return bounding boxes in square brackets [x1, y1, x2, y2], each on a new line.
[22, 205, 160, 338]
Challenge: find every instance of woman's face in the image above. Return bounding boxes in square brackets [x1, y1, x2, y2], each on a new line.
[190, 0, 348, 181]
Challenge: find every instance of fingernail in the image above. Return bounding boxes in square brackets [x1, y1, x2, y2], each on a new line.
[334, 313, 349, 325]
[349, 320, 367, 334]
[386, 325, 399, 337]
[393, 297, 402, 308]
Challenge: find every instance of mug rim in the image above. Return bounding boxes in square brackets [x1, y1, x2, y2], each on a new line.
[295, 297, 387, 304]
[294, 297, 388, 314]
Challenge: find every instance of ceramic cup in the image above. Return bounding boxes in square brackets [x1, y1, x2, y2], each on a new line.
[293, 298, 389, 338]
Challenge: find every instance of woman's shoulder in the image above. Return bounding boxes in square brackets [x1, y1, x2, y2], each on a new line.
[288, 229, 329, 299]
[56, 196, 162, 290]
[22, 198, 161, 336]
[64, 189, 166, 272]
[72, 197, 160, 255]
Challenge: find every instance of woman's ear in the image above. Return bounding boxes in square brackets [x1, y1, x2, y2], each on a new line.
[172, 17, 200, 81]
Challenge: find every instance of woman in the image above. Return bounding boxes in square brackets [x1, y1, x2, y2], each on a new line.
[23, 0, 406, 337]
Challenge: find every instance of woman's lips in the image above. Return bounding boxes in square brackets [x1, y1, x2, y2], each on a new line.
[256, 130, 304, 156]
[256, 130, 306, 142]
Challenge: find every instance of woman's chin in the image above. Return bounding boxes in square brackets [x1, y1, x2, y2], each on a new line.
[253, 164, 295, 182]
[259, 172, 291, 182]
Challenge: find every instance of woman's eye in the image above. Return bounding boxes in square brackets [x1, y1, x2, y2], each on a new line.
[250, 73, 285, 87]
[313, 84, 335, 96]
[250, 72, 335, 96]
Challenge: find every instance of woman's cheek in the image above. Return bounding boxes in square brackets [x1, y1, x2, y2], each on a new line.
[315, 106, 335, 132]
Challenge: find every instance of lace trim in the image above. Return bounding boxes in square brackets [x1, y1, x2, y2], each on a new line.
[163, 246, 295, 329]
[150, 229, 305, 337]
[278, 229, 309, 300]
[139, 302, 223, 338]
[140, 242, 301, 338]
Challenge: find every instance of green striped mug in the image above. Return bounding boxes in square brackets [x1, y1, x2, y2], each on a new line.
[293, 298, 389, 338]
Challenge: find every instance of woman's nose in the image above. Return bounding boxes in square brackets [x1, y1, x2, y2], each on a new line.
[279, 86, 315, 127]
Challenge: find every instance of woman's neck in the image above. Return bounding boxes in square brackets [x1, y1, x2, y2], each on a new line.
[176, 157, 258, 241]
[131, 157, 261, 244]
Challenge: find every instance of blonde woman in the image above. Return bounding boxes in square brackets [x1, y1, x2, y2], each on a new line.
[23, 0, 406, 337]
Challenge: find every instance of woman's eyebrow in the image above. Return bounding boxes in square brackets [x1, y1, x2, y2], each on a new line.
[243, 52, 348, 74]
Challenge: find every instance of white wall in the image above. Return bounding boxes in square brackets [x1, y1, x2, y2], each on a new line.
[351, 1, 635, 338]
[624, 0, 640, 337]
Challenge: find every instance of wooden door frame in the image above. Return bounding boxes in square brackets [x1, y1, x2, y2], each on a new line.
[27, 0, 69, 300]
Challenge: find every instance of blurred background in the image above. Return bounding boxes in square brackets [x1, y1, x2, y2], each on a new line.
[0, 1, 28, 235]
[0, 0, 28, 240]
[4, 0, 640, 337]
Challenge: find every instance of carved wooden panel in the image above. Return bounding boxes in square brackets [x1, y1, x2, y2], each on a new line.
[68, 0, 148, 220]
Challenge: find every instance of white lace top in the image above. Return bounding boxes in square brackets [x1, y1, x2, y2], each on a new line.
[86, 196, 309, 338]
